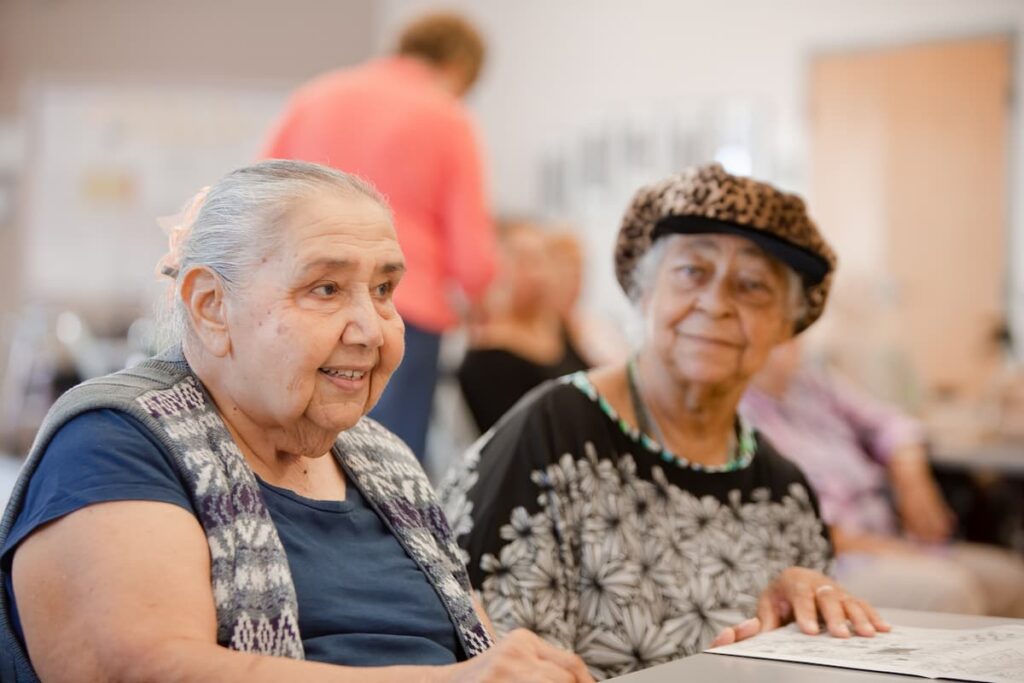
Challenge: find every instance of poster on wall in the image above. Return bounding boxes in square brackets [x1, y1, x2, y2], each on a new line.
[22, 82, 287, 316]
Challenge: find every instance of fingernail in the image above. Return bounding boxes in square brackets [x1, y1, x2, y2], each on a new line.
[837, 624, 851, 638]
[802, 621, 819, 634]
[739, 618, 759, 630]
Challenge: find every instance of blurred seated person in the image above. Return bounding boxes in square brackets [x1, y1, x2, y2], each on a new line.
[458, 221, 589, 434]
[547, 231, 629, 367]
[741, 339, 1024, 617]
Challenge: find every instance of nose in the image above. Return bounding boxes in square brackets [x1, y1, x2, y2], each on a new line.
[695, 274, 735, 318]
[341, 291, 384, 348]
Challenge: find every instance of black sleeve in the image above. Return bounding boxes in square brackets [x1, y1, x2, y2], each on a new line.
[457, 351, 546, 434]
[439, 382, 578, 647]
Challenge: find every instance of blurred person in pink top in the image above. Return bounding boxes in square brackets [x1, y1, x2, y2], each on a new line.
[262, 13, 496, 460]
[741, 339, 1024, 617]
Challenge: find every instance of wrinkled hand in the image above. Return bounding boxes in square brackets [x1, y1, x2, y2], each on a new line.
[710, 568, 891, 647]
[444, 628, 594, 683]
[709, 617, 762, 648]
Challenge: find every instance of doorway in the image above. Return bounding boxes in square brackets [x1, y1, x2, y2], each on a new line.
[809, 35, 1012, 404]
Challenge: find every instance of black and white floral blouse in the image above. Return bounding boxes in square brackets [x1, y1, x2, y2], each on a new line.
[440, 372, 833, 680]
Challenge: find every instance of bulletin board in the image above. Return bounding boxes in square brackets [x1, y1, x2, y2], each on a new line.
[22, 82, 288, 312]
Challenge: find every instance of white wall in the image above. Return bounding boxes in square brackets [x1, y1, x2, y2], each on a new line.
[378, 0, 1024, 351]
[0, 0, 379, 434]
[0, 0, 378, 322]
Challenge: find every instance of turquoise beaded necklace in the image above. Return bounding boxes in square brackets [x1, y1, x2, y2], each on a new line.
[624, 354, 756, 473]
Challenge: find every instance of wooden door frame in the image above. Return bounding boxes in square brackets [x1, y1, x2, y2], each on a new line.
[804, 30, 1019, 360]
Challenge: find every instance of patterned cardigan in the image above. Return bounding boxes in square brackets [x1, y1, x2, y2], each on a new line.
[0, 347, 492, 681]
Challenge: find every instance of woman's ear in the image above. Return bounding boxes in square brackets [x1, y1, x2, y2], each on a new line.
[179, 266, 231, 357]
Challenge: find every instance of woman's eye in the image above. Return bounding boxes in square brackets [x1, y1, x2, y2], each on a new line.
[741, 278, 768, 291]
[312, 283, 339, 297]
[675, 264, 705, 279]
[374, 281, 394, 298]
[738, 277, 775, 297]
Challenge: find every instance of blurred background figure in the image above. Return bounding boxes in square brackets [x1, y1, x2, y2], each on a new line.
[741, 339, 1024, 617]
[261, 11, 496, 460]
[458, 220, 589, 434]
[547, 230, 629, 368]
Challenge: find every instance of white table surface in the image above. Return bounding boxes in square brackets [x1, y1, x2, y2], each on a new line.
[611, 608, 1024, 682]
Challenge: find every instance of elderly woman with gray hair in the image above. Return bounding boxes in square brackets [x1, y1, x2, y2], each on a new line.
[440, 163, 890, 680]
[0, 161, 592, 682]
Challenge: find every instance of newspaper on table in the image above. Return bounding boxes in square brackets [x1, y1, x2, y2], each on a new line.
[706, 623, 1024, 682]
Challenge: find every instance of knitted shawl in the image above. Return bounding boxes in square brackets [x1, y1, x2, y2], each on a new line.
[0, 348, 493, 681]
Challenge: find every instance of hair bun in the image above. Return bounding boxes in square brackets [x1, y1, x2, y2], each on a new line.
[155, 186, 210, 280]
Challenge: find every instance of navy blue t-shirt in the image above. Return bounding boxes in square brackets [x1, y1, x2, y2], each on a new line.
[1, 410, 460, 666]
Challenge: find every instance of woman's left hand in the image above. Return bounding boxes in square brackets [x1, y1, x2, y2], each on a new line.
[710, 567, 891, 647]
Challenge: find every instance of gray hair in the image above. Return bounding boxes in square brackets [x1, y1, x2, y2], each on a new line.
[628, 234, 807, 327]
[157, 160, 390, 346]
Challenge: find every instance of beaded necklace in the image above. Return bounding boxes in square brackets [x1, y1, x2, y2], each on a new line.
[624, 354, 755, 473]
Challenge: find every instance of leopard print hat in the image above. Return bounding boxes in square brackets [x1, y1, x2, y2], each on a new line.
[614, 163, 837, 333]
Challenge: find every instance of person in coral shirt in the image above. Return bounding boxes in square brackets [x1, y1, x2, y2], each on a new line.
[262, 13, 496, 460]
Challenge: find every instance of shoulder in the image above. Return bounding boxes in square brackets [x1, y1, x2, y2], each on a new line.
[752, 431, 802, 474]
[491, 375, 595, 436]
[752, 430, 808, 477]
[408, 93, 477, 140]
[465, 376, 599, 477]
[46, 355, 196, 423]
[2, 409, 194, 558]
[50, 408, 162, 447]
[32, 409, 185, 496]
[443, 374, 599, 492]
[20, 358, 196, 479]
[449, 378, 584, 462]
[53, 360, 180, 401]
[750, 430, 822, 506]
[292, 65, 363, 99]
[440, 381, 594, 541]
[437, 98, 475, 128]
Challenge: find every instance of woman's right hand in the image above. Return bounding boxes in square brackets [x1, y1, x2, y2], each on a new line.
[443, 629, 594, 683]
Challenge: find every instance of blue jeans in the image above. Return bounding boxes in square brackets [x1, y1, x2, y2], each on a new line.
[369, 321, 441, 462]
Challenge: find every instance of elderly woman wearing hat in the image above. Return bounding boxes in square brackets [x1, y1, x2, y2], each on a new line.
[440, 164, 890, 680]
[0, 161, 593, 682]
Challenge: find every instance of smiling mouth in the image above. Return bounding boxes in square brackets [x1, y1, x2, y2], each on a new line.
[319, 367, 369, 380]
[679, 332, 741, 348]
